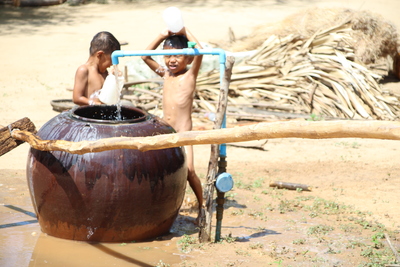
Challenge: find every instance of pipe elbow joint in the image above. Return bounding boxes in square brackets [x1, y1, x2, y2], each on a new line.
[111, 50, 125, 65]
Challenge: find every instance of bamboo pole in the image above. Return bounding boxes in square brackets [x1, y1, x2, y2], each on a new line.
[9, 120, 400, 155]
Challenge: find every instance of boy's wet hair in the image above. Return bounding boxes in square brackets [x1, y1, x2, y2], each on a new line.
[163, 35, 189, 49]
[89, 31, 121, 55]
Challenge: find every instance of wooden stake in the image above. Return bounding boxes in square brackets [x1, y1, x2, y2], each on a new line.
[0, 117, 36, 157]
[199, 56, 235, 242]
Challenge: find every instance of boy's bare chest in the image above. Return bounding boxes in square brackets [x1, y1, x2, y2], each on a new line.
[164, 74, 195, 96]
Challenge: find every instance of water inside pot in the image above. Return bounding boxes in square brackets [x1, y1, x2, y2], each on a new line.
[71, 105, 147, 124]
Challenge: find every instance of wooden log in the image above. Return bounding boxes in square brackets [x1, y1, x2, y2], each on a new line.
[9, 120, 400, 156]
[269, 181, 312, 191]
[0, 117, 36, 157]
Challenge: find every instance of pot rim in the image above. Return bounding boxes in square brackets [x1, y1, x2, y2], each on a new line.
[69, 105, 149, 124]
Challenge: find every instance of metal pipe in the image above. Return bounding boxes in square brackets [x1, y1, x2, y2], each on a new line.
[215, 156, 227, 242]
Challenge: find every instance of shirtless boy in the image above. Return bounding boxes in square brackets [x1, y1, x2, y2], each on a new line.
[73, 31, 120, 106]
[142, 27, 204, 222]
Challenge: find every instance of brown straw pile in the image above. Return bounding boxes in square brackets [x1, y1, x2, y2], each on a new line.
[194, 8, 400, 121]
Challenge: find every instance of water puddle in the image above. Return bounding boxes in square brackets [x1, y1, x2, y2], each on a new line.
[0, 170, 197, 267]
[0, 210, 194, 267]
[29, 233, 184, 267]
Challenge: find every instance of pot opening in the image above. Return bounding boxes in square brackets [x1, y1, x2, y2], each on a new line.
[71, 105, 147, 124]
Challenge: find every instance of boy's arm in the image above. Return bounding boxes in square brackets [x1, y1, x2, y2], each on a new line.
[183, 27, 203, 77]
[73, 66, 90, 106]
[141, 30, 169, 77]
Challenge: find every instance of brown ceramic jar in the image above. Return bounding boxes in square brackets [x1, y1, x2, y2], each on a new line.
[26, 105, 187, 242]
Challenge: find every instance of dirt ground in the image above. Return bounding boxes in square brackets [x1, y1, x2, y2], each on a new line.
[1, 1, 400, 266]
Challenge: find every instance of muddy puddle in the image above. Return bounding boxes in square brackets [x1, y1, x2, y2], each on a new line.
[0, 169, 197, 267]
[1, 212, 192, 267]
[29, 233, 184, 267]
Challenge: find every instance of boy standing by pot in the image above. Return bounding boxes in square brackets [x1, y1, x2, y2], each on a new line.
[73, 31, 121, 106]
[142, 27, 203, 223]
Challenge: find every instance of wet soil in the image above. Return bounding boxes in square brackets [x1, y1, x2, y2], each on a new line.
[1, 138, 400, 266]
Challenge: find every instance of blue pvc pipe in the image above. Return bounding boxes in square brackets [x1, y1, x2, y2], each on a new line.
[112, 48, 226, 65]
[111, 48, 227, 157]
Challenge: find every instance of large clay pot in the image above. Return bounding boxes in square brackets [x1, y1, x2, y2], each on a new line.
[26, 105, 187, 242]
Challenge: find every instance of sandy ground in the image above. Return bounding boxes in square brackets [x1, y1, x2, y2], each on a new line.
[1, 0, 400, 266]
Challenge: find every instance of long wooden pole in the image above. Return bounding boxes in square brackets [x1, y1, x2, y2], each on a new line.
[10, 120, 400, 155]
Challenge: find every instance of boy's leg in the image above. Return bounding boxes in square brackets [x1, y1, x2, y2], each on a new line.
[185, 145, 203, 222]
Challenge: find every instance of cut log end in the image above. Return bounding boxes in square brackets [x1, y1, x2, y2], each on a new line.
[0, 118, 37, 157]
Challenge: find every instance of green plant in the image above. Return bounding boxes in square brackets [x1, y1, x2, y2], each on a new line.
[326, 246, 341, 254]
[278, 199, 301, 214]
[346, 240, 365, 249]
[295, 195, 315, 202]
[252, 178, 265, 188]
[223, 233, 239, 243]
[225, 192, 237, 199]
[359, 246, 395, 266]
[371, 232, 385, 249]
[156, 260, 170, 267]
[248, 210, 264, 218]
[235, 249, 250, 256]
[231, 209, 244, 216]
[296, 187, 303, 193]
[178, 234, 197, 253]
[307, 113, 324, 121]
[293, 239, 306, 245]
[339, 223, 359, 233]
[307, 224, 334, 236]
[250, 242, 264, 249]
[351, 141, 361, 148]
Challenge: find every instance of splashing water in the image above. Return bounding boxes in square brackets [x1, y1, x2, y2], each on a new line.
[113, 64, 122, 121]
[88, 90, 101, 105]
[86, 226, 94, 239]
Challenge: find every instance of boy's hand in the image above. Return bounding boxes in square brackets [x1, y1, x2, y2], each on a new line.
[160, 28, 170, 38]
